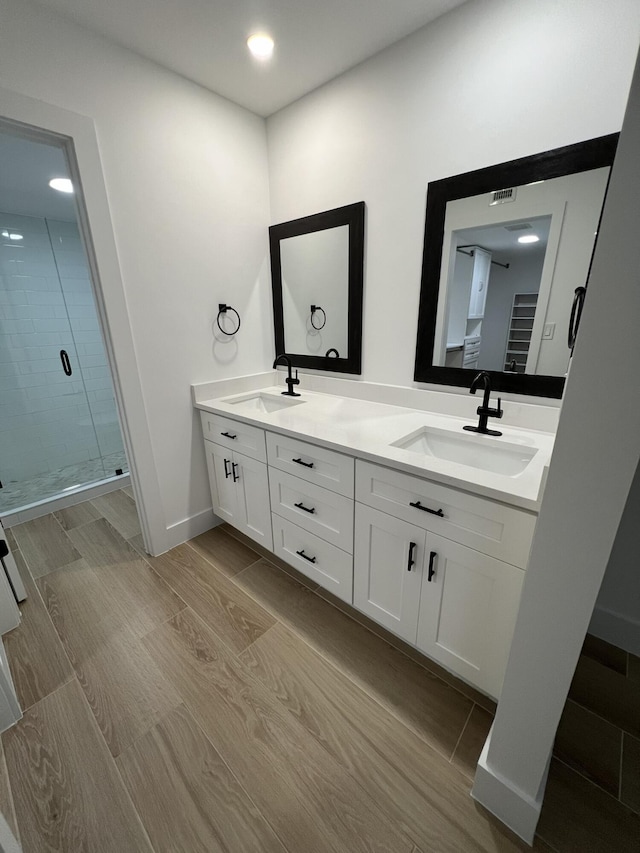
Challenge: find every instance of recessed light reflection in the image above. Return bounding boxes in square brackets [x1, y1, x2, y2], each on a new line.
[49, 177, 74, 193]
[1, 230, 23, 240]
[518, 235, 540, 244]
[247, 33, 274, 60]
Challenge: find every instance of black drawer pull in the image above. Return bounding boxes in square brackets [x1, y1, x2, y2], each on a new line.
[407, 541, 416, 572]
[221, 431, 237, 440]
[294, 501, 316, 514]
[296, 549, 316, 564]
[223, 459, 231, 479]
[409, 500, 444, 518]
[292, 457, 314, 469]
[232, 462, 239, 482]
[428, 551, 437, 582]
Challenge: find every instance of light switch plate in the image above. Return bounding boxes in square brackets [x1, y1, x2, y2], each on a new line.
[543, 323, 555, 340]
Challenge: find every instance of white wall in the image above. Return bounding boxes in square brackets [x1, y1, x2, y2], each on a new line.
[0, 0, 272, 543]
[472, 47, 640, 842]
[267, 0, 640, 388]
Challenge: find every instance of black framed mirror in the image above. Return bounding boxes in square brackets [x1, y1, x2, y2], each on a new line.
[414, 135, 618, 398]
[270, 201, 365, 375]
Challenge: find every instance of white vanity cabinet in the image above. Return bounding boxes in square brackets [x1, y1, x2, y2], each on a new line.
[203, 431, 272, 550]
[353, 504, 425, 643]
[198, 402, 541, 699]
[354, 460, 534, 697]
[416, 536, 524, 698]
[267, 433, 355, 602]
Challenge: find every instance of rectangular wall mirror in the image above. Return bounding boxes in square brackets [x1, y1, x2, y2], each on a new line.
[414, 135, 618, 398]
[269, 201, 365, 374]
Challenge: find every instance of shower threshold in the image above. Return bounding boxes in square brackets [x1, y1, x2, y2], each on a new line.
[0, 452, 129, 522]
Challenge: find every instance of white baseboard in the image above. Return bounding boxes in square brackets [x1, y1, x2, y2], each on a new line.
[471, 727, 547, 846]
[589, 605, 640, 657]
[162, 508, 220, 554]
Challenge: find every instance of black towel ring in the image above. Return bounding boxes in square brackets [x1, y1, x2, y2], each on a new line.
[325, 348, 340, 358]
[217, 304, 241, 336]
[310, 305, 326, 330]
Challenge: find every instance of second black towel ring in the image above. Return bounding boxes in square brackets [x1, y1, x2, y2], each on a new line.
[310, 304, 326, 330]
[216, 304, 241, 336]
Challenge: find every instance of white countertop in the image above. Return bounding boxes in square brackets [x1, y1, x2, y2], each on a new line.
[195, 385, 554, 512]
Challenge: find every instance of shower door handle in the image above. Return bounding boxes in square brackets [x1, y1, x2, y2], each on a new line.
[59, 350, 72, 376]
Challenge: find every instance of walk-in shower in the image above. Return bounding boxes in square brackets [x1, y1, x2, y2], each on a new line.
[0, 130, 128, 517]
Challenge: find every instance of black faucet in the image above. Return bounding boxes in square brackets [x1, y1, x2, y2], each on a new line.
[463, 371, 503, 436]
[273, 354, 301, 397]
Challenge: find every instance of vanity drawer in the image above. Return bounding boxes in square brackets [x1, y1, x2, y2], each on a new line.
[200, 412, 266, 462]
[272, 514, 353, 603]
[269, 468, 354, 553]
[266, 432, 354, 498]
[355, 460, 536, 568]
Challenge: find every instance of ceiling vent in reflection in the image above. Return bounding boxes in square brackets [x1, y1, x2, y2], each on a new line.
[489, 187, 516, 205]
[504, 222, 532, 232]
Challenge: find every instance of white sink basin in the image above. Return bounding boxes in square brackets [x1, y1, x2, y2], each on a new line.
[223, 392, 306, 414]
[391, 425, 538, 476]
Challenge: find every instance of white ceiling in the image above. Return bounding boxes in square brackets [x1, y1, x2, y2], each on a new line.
[35, 0, 469, 116]
[456, 217, 552, 265]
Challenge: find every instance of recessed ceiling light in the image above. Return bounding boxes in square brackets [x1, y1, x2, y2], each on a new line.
[1, 230, 23, 240]
[247, 33, 274, 60]
[518, 234, 540, 244]
[49, 177, 73, 193]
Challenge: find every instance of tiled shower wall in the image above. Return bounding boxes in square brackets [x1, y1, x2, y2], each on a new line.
[0, 212, 124, 485]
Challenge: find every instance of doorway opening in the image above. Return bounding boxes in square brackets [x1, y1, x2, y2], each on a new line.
[0, 124, 129, 519]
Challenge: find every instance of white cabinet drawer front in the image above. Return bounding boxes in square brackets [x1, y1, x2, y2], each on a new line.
[356, 460, 535, 567]
[271, 515, 353, 603]
[269, 468, 354, 552]
[200, 411, 266, 462]
[267, 432, 354, 498]
[353, 504, 424, 644]
[416, 534, 524, 698]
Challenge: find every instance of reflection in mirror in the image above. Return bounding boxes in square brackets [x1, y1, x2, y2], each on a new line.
[281, 225, 349, 356]
[414, 136, 618, 398]
[270, 202, 365, 374]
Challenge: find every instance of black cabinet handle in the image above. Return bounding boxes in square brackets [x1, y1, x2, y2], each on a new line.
[407, 541, 416, 572]
[224, 459, 231, 479]
[292, 457, 314, 469]
[409, 500, 444, 518]
[221, 431, 237, 440]
[428, 551, 437, 582]
[294, 501, 316, 514]
[59, 349, 72, 376]
[232, 462, 239, 482]
[296, 549, 316, 564]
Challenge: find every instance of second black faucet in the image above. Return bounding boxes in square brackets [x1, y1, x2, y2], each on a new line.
[464, 371, 503, 436]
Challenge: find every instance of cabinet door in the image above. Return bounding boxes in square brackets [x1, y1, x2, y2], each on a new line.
[417, 534, 524, 698]
[204, 439, 237, 524]
[234, 452, 273, 550]
[354, 504, 425, 644]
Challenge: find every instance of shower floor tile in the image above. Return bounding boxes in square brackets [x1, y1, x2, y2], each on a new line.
[0, 451, 128, 515]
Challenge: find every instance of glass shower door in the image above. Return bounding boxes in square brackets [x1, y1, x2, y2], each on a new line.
[0, 213, 114, 513]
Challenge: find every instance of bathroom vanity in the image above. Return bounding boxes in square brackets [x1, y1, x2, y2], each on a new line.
[194, 379, 554, 700]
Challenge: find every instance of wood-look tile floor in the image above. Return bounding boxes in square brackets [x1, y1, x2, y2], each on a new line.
[2, 490, 639, 852]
